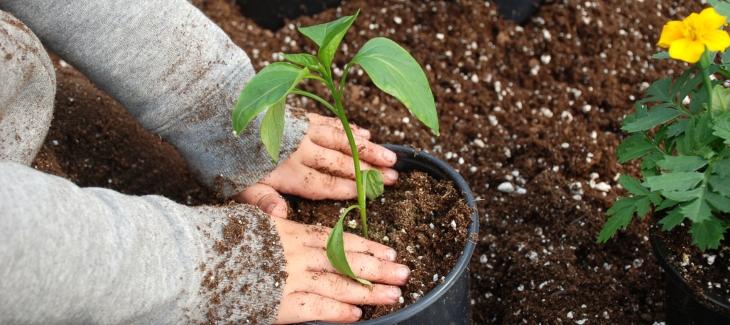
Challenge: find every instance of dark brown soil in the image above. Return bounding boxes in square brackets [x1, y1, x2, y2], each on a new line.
[290, 170, 471, 319]
[31, 0, 730, 323]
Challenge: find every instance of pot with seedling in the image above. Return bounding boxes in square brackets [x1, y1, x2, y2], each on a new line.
[232, 10, 478, 324]
[597, 3, 730, 324]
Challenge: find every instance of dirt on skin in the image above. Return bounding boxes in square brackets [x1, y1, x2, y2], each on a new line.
[32, 0, 730, 323]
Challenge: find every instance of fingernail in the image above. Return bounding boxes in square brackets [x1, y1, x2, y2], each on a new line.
[356, 128, 371, 138]
[386, 169, 398, 182]
[382, 150, 396, 163]
[352, 306, 362, 318]
[397, 266, 410, 283]
[385, 249, 397, 261]
[264, 204, 276, 214]
[386, 286, 401, 301]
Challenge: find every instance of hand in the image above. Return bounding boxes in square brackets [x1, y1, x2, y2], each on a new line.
[269, 217, 409, 324]
[235, 113, 399, 218]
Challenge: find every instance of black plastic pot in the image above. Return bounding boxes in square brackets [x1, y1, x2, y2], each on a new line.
[650, 232, 730, 324]
[304, 144, 479, 325]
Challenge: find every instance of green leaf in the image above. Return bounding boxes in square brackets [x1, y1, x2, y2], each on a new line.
[232, 63, 308, 134]
[616, 133, 655, 163]
[661, 188, 703, 202]
[260, 98, 286, 162]
[712, 159, 730, 178]
[643, 172, 704, 192]
[597, 197, 639, 243]
[658, 207, 686, 231]
[656, 155, 708, 172]
[644, 77, 674, 103]
[705, 190, 730, 213]
[298, 10, 359, 70]
[351, 37, 439, 135]
[713, 111, 730, 145]
[678, 68, 703, 103]
[640, 151, 664, 173]
[709, 174, 730, 196]
[622, 104, 683, 132]
[652, 52, 671, 59]
[712, 84, 730, 112]
[667, 118, 689, 137]
[362, 169, 384, 200]
[688, 216, 725, 251]
[680, 197, 712, 223]
[618, 174, 649, 196]
[656, 198, 678, 211]
[689, 84, 709, 114]
[281, 53, 322, 72]
[326, 206, 373, 287]
[635, 196, 652, 219]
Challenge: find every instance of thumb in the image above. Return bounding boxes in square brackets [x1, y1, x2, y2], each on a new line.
[233, 183, 289, 218]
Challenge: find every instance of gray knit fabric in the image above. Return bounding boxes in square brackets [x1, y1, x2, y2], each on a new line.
[0, 0, 308, 197]
[0, 1, 302, 323]
[0, 11, 54, 165]
[0, 162, 287, 324]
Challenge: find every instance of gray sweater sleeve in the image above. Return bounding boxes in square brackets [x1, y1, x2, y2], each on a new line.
[0, 162, 287, 324]
[0, 0, 308, 197]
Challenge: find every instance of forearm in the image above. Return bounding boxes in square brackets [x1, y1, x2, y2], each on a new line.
[0, 162, 285, 324]
[0, 0, 308, 197]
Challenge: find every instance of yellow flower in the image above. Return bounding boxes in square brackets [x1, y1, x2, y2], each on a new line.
[657, 7, 730, 63]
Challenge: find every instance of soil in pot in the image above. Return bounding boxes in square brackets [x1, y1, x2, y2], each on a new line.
[656, 223, 730, 316]
[289, 170, 471, 320]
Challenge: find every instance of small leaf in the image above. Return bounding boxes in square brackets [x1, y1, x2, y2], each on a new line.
[666, 118, 689, 137]
[281, 53, 322, 72]
[689, 84, 709, 114]
[326, 207, 373, 287]
[652, 52, 671, 59]
[260, 98, 286, 162]
[708, 0, 730, 24]
[232, 63, 308, 134]
[622, 104, 683, 132]
[298, 11, 359, 70]
[713, 111, 730, 145]
[658, 207, 686, 231]
[618, 174, 649, 196]
[351, 37, 439, 135]
[644, 78, 674, 103]
[635, 196, 652, 219]
[616, 133, 655, 163]
[362, 169, 385, 200]
[597, 197, 639, 243]
[656, 155, 708, 172]
[709, 174, 730, 196]
[661, 188, 703, 202]
[689, 216, 725, 251]
[678, 68, 703, 102]
[712, 84, 730, 112]
[656, 198, 678, 211]
[680, 197, 712, 224]
[643, 172, 704, 192]
[712, 159, 730, 178]
[705, 190, 730, 213]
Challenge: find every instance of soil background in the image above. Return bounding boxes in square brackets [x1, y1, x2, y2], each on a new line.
[32, 0, 716, 324]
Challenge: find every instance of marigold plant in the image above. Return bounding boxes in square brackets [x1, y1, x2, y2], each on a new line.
[598, 3, 730, 251]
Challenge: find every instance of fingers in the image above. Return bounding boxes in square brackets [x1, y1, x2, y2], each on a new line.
[275, 292, 362, 324]
[262, 158, 359, 200]
[302, 225, 398, 262]
[308, 112, 371, 139]
[303, 248, 410, 286]
[233, 183, 288, 218]
[295, 272, 402, 305]
[307, 116, 397, 168]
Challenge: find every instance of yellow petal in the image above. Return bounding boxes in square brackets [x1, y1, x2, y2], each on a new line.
[701, 29, 730, 52]
[668, 38, 706, 63]
[657, 21, 685, 48]
[698, 7, 728, 30]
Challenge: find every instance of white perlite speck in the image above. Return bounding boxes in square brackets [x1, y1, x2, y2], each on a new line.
[480, 254, 488, 263]
[393, 16, 402, 24]
[398, 296, 404, 304]
[433, 274, 439, 282]
[451, 220, 457, 230]
[567, 311, 574, 319]
[498, 182, 515, 193]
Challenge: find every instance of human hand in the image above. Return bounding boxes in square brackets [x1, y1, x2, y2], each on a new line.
[269, 217, 409, 324]
[235, 113, 399, 218]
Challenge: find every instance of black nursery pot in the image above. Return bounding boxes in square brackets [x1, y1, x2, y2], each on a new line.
[650, 232, 730, 325]
[305, 144, 479, 325]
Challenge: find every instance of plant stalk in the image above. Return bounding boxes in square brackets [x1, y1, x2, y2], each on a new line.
[699, 48, 715, 119]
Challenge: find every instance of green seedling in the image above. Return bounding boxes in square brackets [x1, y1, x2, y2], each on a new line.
[232, 10, 438, 285]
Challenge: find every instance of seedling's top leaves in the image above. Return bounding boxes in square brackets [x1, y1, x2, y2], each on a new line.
[298, 10, 359, 71]
[232, 63, 308, 134]
[326, 208, 373, 287]
[351, 37, 439, 135]
[281, 53, 322, 72]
